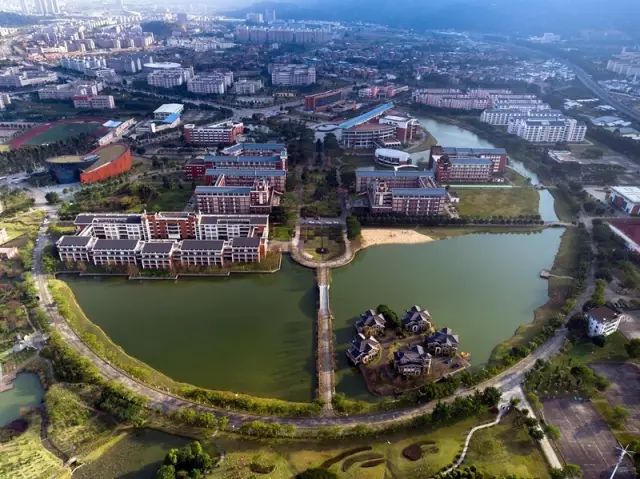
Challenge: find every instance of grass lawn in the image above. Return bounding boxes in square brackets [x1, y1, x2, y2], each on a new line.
[455, 187, 539, 218]
[208, 413, 497, 479]
[463, 413, 550, 479]
[145, 187, 193, 211]
[0, 413, 70, 479]
[271, 226, 293, 241]
[564, 331, 629, 365]
[25, 122, 102, 145]
[0, 210, 44, 243]
[301, 226, 345, 261]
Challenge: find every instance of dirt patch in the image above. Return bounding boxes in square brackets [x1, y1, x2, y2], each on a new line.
[402, 440, 439, 461]
[543, 397, 635, 479]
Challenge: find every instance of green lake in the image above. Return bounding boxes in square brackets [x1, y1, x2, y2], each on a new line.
[60, 117, 564, 403]
[63, 257, 316, 402]
[0, 373, 44, 427]
[331, 229, 563, 398]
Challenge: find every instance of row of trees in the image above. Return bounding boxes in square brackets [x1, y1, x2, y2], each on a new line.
[0, 132, 95, 175]
[353, 210, 544, 227]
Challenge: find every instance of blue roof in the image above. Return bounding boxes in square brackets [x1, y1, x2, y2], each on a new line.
[338, 102, 395, 129]
[450, 157, 493, 166]
[223, 143, 286, 153]
[356, 168, 434, 178]
[206, 168, 286, 177]
[391, 188, 447, 197]
[205, 155, 281, 163]
[442, 147, 506, 155]
[162, 113, 180, 124]
[195, 186, 252, 194]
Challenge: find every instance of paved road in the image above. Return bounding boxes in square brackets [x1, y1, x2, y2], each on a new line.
[316, 267, 335, 415]
[506, 385, 563, 470]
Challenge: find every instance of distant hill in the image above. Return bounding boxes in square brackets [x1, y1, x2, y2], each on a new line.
[236, 0, 640, 38]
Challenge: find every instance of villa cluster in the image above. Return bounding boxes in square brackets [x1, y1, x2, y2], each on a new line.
[356, 145, 510, 216]
[184, 143, 288, 214]
[346, 305, 460, 378]
[56, 212, 269, 269]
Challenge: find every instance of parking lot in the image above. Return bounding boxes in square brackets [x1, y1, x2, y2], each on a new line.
[591, 362, 640, 434]
[543, 397, 636, 479]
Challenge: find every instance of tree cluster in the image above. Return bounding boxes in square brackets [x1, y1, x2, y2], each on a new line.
[156, 441, 214, 479]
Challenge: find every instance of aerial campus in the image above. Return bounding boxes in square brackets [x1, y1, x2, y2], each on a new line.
[1, 2, 640, 479]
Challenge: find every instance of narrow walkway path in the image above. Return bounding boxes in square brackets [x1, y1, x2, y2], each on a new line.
[317, 267, 335, 415]
[507, 386, 563, 470]
[443, 403, 508, 474]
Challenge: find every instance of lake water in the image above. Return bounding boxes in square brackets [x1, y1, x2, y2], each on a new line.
[331, 229, 563, 398]
[61, 118, 563, 403]
[63, 257, 316, 402]
[0, 373, 44, 426]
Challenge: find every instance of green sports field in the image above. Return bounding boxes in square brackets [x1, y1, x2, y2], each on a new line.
[25, 122, 103, 145]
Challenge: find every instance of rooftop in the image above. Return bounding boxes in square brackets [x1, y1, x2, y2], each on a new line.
[93, 239, 140, 251]
[588, 306, 620, 323]
[57, 235, 93, 246]
[180, 239, 224, 251]
[141, 242, 175, 254]
[338, 102, 395, 130]
[205, 155, 281, 164]
[356, 168, 434, 178]
[195, 186, 253, 194]
[391, 187, 447, 197]
[206, 168, 286, 177]
[441, 146, 507, 155]
[154, 103, 184, 115]
[611, 186, 640, 203]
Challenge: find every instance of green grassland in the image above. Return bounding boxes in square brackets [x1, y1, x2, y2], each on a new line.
[463, 414, 550, 478]
[0, 413, 70, 479]
[455, 187, 540, 218]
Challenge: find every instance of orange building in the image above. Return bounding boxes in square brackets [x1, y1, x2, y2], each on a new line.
[79, 143, 132, 184]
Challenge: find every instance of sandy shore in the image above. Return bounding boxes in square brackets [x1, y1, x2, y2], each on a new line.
[360, 228, 434, 249]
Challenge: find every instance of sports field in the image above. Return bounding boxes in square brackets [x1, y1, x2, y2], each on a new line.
[25, 122, 102, 145]
[9, 120, 105, 149]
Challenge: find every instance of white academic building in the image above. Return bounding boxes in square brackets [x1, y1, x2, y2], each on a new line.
[586, 306, 625, 337]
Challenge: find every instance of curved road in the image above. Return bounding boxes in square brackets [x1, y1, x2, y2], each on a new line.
[32, 212, 595, 429]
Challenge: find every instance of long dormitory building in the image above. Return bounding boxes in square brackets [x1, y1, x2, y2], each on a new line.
[56, 213, 269, 269]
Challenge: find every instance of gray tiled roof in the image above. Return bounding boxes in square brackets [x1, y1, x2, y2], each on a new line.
[231, 237, 261, 248]
[180, 240, 225, 251]
[93, 239, 140, 251]
[141, 242, 175, 254]
[58, 235, 92, 246]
